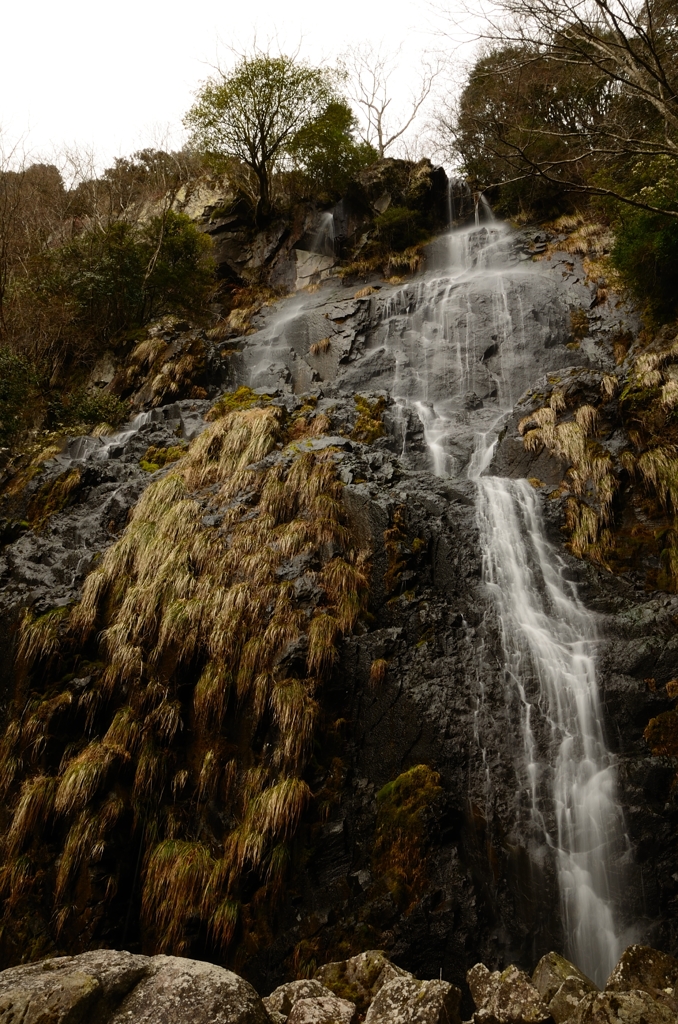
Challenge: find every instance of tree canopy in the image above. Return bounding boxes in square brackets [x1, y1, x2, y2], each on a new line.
[184, 53, 373, 220]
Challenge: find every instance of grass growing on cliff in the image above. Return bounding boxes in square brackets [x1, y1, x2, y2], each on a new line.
[373, 764, 443, 909]
[0, 391, 370, 959]
[519, 328, 678, 586]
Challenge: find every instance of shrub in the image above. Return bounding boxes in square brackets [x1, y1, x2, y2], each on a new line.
[610, 159, 678, 321]
[58, 388, 129, 428]
[374, 206, 428, 251]
[13, 211, 214, 373]
[0, 349, 41, 446]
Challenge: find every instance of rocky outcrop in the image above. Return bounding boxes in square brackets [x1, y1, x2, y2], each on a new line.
[1, 217, 677, 989]
[569, 989, 674, 1023]
[286, 995, 357, 1024]
[2, 944, 677, 1024]
[466, 947, 678, 1024]
[264, 979, 335, 1017]
[467, 963, 552, 1023]
[532, 953, 597, 1023]
[0, 951, 269, 1024]
[604, 945, 678, 1012]
[314, 950, 411, 1013]
[364, 976, 461, 1024]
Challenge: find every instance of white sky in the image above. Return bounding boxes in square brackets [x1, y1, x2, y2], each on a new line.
[1, 0, 476, 170]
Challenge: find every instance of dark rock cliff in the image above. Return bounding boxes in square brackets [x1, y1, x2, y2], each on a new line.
[0, 217, 675, 1008]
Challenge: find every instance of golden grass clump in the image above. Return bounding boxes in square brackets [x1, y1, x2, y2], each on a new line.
[143, 840, 215, 953]
[6, 775, 56, 856]
[520, 385, 619, 564]
[2, 396, 370, 956]
[354, 286, 377, 298]
[54, 741, 119, 816]
[309, 337, 331, 356]
[369, 658, 388, 689]
[352, 395, 386, 444]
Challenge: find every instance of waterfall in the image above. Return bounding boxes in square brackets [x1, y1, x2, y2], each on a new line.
[472, 455, 629, 985]
[397, 223, 630, 985]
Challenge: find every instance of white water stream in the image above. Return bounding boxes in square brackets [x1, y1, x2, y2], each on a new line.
[396, 223, 630, 984]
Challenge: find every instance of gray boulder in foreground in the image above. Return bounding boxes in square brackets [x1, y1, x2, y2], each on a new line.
[531, 952, 597, 1024]
[264, 979, 335, 1017]
[569, 989, 674, 1023]
[467, 963, 552, 1023]
[604, 944, 678, 1013]
[286, 994, 357, 1024]
[0, 951, 269, 1024]
[364, 976, 462, 1024]
[314, 949, 412, 1015]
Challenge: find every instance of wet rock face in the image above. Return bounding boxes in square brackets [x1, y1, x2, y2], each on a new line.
[1, 221, 677, 989]
[0, 399, 211, 693]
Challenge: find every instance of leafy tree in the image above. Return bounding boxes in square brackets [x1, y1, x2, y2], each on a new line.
[286, 100, 376, 201]
[184, 53, 343, 222]
[444, 0, 678, 218]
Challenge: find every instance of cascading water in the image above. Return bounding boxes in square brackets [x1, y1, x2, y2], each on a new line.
[389, 223, 631, 984]
[472, 459, 630, 985]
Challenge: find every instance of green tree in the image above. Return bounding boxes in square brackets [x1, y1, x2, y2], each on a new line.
[286, 100, 376, 201]
[184, 53, 340, 222]
[443, 0, 678, 218]
[447, 43, 614, 217]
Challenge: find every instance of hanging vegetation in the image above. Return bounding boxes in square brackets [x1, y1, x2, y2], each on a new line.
[519, 330, 678, 586]
[0, 396, 369, 961]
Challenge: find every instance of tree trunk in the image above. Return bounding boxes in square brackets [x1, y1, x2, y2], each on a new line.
[254, 166, 271, 226]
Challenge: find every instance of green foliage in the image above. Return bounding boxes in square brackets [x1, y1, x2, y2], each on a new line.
[139, 444, 187, 473]
[286, 101, 376, 201]
[453, 44, 602, 218]
[58, 388, 129, 428]
[374, 206, 428, 251]
[0, 349, 40, 446]
[19, 211, 213, 356]
[610, 159, 678, 322]
[185, 54, 338, 219]
[351, 395, 386, 444]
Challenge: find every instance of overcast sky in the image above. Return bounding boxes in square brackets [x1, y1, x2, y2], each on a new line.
[2, 0, 476, 169]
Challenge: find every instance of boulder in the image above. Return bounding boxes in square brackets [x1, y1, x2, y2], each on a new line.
[107, 955, 270, 1024]
[467, 964, 552, 1024]
[532, 954, 596, 1005]
[548, 977, 597, 1024]
[0, 949, 151, 1024]
[314, 950, 412, 1015]
[531, 953, 597, 1023]
[364, 976, 462, 1024]
[605, 944, 678, 1013]
[287, 994, 357, 1024]
[570, 989, 674, 1023]
[264, 979, 336, 1016]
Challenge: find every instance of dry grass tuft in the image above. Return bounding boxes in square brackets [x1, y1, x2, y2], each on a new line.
[309, 337, 331, 356]
[143, 840, 214, 953]
[354, 286, 377, 299]
[369, 658, 388, 689]
[6, 775, 56, 855]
